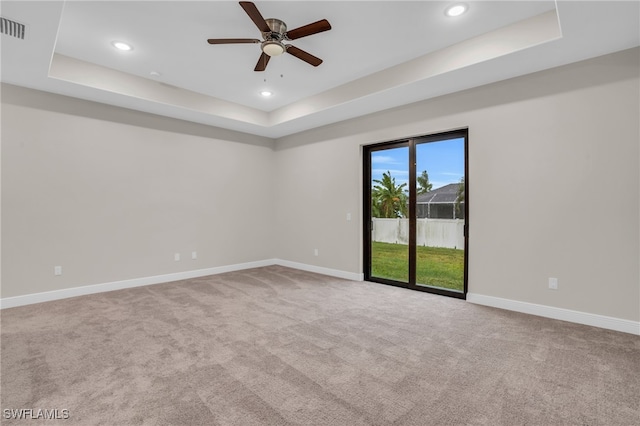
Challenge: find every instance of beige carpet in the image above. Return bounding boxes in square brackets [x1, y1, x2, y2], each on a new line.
[1, 266, 638, 425]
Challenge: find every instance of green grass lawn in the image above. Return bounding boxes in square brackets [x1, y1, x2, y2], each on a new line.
[371, 241, 464, 292]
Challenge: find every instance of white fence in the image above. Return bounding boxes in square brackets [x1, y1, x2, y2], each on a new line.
[372, 218, 464, 250]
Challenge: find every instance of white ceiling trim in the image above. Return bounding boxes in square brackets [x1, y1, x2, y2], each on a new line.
[1, 1, 638, 139]
[270, 9, 561, 126]
[47, 10, 561, 134]
[49, 54, 270, 127]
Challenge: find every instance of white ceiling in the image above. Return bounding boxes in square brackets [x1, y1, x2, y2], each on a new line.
[1, 1, 639, 138]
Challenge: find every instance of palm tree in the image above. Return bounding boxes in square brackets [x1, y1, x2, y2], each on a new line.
[372, 171, 408, 218]
[417, 170, 432, 195]
[455, 176, 465, 217]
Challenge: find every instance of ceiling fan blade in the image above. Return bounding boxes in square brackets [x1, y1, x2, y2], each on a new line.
[286, 19, 331, 40]
[286, 45, 323, 67]
[239, 1, 271, 33]
[254, 52, 270, 72]
[207, 38, 260, 44]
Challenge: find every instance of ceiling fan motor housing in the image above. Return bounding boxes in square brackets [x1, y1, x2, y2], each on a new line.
[263, 18, 287, 40]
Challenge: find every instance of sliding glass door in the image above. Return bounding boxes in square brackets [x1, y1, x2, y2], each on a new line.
[368, 144, 410, 283]
[364, 130, 468, 299]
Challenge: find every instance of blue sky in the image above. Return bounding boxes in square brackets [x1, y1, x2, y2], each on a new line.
[371, 138, 464, 191]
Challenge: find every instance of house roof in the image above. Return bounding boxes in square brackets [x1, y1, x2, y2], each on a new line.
[417, 184, 463, 205]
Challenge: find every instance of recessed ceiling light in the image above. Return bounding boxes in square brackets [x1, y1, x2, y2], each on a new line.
[260, 91, 273, 97]
[149, 71, 161, 78]
[445, 3, 468, 17]
[112, 41, 133, 51]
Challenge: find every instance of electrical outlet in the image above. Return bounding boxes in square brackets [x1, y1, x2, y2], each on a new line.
[174, 253, 180, 261]
[314, 249, 319, 256]
[549, 277, 558, 290]
[192, 251, 197, 260]
[346, 212, 352, 221]
[54, 266, 62, 276]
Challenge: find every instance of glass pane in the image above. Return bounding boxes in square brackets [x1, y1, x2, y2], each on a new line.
[415, 138, 465, 292]
[370, 147, 409, 283]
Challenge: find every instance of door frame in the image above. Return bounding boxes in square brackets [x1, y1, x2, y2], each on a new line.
[363, 129, 469, 299]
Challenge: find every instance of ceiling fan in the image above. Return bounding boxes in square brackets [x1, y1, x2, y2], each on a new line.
[207, 1, 331, 72]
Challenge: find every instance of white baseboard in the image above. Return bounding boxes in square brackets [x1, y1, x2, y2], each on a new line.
[12, 264, 632, 336]
[274, 259, 364, 282]
[467, 293, 640, 335]
[0, 259, 277, 309]
[0, 259, 363, 309]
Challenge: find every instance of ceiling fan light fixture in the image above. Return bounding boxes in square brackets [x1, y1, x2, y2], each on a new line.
[260, 90, 273, 97]
[262, 40, 285, 56]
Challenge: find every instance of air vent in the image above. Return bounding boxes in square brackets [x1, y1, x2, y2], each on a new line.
[1, 17, 26, 39]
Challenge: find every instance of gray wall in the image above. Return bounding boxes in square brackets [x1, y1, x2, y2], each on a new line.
[1, 48, 638, 323]
[274, 48, 639, 322]
[1, 86, 275, 298]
